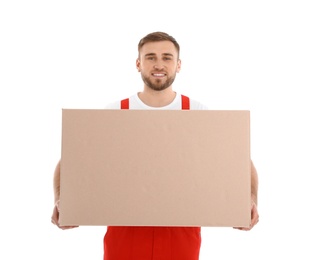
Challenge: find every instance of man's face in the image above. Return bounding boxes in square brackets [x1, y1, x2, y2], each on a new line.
[136, 41, 181, 91]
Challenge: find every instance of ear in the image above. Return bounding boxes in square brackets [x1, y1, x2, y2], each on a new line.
[176, 59, 181, 73]
[136, 58, 141, 72]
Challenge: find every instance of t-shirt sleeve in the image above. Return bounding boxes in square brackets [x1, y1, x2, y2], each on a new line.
[104, 101, 120, 109]
[190, 99, 209, 110]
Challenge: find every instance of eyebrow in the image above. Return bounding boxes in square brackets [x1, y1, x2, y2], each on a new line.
[145, 53, 174, 57]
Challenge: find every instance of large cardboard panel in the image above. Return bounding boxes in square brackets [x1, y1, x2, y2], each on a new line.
[59, 109, 251, 227]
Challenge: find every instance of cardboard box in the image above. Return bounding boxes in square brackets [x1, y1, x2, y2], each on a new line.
[59, 109, 251, 227]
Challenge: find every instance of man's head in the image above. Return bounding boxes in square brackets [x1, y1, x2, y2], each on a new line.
[137, 32, 181, 91]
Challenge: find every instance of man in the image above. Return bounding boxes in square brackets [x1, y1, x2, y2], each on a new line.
[52, 31, 259, 260]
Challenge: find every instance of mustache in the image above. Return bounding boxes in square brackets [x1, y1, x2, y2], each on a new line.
[152, 69, 167, 73]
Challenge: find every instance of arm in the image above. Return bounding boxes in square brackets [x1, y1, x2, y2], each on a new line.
[234, 160, 259, 231]
[51, 159, 78, 230]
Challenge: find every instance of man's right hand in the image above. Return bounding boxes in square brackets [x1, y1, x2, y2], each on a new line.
[51, 200, 79, 230]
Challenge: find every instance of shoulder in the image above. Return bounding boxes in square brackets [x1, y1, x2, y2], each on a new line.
[190, 98, 209, 110]
[104, 101, 120, 109]
[180, 94, 209, 110]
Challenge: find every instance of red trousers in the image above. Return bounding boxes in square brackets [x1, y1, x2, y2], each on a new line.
[104, 226, 201, 260]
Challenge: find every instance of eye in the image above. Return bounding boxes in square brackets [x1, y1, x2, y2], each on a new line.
[163, 57, 172, 61]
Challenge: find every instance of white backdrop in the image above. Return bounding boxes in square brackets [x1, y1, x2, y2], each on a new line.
[1, 1, 317, 259]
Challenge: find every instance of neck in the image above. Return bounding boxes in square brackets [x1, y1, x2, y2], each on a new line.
[138, 87, 176, 107]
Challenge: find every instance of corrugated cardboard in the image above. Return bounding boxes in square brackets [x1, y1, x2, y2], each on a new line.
[59, 109, 251, 227]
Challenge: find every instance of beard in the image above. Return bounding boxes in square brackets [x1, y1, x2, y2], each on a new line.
[141, 72, 176, 91]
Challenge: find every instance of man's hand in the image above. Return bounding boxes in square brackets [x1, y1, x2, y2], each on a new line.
[234, 200, 259, 231]
[51, 200, 79, 230]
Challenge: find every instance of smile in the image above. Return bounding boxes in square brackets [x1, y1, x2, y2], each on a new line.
[152, 73, 166, 77]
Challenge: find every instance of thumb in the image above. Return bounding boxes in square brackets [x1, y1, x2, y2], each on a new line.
[55, 200, 60, 212]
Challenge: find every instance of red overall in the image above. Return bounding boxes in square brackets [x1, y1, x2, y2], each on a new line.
[104, 95, 201, 260]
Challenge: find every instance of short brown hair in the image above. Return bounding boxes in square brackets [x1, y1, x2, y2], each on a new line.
[138, 31, 180, 57]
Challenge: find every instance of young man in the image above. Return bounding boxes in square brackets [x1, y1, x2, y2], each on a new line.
[52, 32, 259, 260]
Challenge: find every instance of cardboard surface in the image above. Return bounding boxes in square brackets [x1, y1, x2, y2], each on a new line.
[59, 109, 251, 227]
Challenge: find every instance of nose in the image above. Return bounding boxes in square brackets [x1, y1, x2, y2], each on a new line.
[154, 63, 164, 70]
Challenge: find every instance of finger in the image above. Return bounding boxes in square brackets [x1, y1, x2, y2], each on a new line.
[60, 225, 79, 230]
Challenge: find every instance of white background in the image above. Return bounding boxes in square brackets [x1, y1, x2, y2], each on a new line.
[1, 0, 317, 259]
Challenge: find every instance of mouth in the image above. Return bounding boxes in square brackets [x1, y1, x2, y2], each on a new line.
[152, 73, 166, 78]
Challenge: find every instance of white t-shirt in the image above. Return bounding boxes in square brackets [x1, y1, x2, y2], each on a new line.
[105, 93, 208, 110]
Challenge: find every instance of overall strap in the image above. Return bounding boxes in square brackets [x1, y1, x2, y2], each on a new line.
[120, 95, 190, 110]
[120, 98, 129, 109]
[181, 94, 190, 110]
